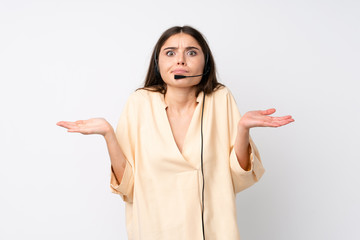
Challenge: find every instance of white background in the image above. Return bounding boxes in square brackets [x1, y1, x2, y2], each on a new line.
[1, 0, 359, 239]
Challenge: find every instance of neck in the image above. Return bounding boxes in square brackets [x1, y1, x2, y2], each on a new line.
[164, 86, 198, 115]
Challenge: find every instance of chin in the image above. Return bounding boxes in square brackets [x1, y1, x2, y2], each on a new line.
[167, 84, 200, 92]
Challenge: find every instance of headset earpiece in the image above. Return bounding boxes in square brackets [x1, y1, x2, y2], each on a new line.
[203, 53, 210, 75]
[154, 51, 160, 76]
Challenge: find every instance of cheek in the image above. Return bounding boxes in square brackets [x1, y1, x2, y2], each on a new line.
[158, 59, 172, 81]
[158, 57, 173, 71]
[190, 58, 205, 71]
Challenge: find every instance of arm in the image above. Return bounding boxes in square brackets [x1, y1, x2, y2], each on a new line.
[56, 118, 127, 185]
[225, 88, 294, 193]
[104, 126, 127, 184]
[234, 108, 295, 171]
[234, 126, 251, 171]
[57, 91, 141, 203]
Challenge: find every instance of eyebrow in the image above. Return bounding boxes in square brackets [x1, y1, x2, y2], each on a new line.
[162, 46, 200, 51]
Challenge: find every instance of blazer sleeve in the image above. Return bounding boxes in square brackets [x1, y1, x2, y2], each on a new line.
[110, 92, 139, 203]
[226, 89, 266, 194]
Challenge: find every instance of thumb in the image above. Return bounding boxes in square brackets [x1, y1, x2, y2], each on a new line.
[261, 108, 276, 115]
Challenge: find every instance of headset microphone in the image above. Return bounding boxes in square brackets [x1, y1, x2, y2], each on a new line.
[174, 73, 205, 79]
[174, 67, 210, 80]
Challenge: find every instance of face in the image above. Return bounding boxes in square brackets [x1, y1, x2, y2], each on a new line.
[158, 33, 205, 89]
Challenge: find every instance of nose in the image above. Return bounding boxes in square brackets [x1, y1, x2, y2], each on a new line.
[176, 53, 186, 66]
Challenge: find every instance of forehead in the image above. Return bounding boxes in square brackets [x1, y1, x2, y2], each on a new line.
[161, 33, 201, 50]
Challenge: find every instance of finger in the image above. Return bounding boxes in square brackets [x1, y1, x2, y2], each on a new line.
[56, 121, 70, 128]
[67, 127, 81, 133]
[267, 119, 294, 127]
[277, 119, 294, 127]
[276, 115, 293, 119]
[261, 108, 276, 115]
[67, 130, 81, 133]
[57, 121, 78, 129]
[56, 121, 69, 127]
[270, 115, 294, 121]
[57, 121, 76, 125]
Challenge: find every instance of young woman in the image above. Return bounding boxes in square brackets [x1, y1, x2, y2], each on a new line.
[57, 26, 294, 240]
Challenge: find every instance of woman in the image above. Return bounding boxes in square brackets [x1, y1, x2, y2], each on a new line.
[57, 26, 294, 240]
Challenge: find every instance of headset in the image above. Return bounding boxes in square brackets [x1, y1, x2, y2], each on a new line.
[154, 50, 209, 240]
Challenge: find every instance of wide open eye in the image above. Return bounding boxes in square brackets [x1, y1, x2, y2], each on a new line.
[187, 50, 197, 56]
[166, 51, 175, 56]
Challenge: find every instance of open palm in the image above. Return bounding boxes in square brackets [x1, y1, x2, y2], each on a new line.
[239, 108, 294, 130]
[56, 118, 112, 136]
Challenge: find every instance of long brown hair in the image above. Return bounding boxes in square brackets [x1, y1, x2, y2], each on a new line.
[138, 26, 224, 97]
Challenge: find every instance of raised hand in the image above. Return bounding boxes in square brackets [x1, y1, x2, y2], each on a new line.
[238, 108, 294, 130]
[56, 118, 113, 136]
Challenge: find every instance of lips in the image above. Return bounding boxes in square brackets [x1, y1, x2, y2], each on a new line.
[172, 69, 188, 74]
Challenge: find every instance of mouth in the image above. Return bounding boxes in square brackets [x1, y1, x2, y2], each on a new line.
[172, 69, 188, 74]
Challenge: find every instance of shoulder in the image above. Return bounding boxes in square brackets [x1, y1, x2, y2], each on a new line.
[208, 85, 234, 99]
[133, 88, 162, 102]
[125, 88, 163, 107]
[208, 85, 240, 112]
[127, 88, 154, 101]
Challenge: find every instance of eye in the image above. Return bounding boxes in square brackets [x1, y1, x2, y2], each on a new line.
[187, 50, 197, 56]
[166, 51, 175, 56]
